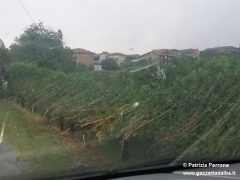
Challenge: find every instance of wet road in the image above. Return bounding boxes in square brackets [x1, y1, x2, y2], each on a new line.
[0, 143, 29, 177]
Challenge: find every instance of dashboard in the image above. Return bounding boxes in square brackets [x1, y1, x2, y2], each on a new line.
[114, 163, 240, 180]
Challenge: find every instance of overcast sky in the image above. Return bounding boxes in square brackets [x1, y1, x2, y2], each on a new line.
[1, 0, 240, 54]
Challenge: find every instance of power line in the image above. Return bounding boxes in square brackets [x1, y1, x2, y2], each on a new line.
[17, 0, 35, 23]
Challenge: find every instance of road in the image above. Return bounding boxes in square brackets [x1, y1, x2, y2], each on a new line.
[0, 142, 29, 177]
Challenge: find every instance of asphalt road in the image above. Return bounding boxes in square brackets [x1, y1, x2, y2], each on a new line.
[0, 143, 29, 178]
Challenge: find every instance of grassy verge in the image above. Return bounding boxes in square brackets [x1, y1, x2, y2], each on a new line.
[0, 100, 112, 179]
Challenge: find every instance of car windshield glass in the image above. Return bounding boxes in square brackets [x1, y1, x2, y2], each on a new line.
[0, 0, 240, 179]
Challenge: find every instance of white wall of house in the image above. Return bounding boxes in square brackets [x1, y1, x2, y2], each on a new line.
[99, 53, 108, 62]
[108, 55, 126, 65]
[94, 64, 102, 71]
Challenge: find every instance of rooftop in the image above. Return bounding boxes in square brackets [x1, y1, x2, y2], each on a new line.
[72, 48, 96, 55]
[109, 52, 126, 56]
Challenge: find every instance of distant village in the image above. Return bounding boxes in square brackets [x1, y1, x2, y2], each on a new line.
[1, 37, 240, 71]
[72, 46, 240, 71]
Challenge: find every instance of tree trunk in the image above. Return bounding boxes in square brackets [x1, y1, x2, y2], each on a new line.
[121, 140, 130, 161]
[70, 123, 75, 137]
[59, 117, 65, 131]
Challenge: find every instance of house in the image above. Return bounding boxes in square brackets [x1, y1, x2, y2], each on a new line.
[205, 46, 240, 54]
[94, 64, 102, 71]
[127, 54, 140, 59]
[107, 53, 127, 65]
[72, 48, 96, 66]
[72, 48, 103, 71]
[99, 52, 109, 62]
[131, 52, 152, 63]
[180, 49, 200, 58]
[132, 49, 180, 63]
[131, 48, 199, 64]
[96, 52, 127, 65]
[153, 49, 182, 59]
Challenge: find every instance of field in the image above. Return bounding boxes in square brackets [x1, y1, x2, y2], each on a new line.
[1, 54, 240, 176]
[1, 21, 240, 179]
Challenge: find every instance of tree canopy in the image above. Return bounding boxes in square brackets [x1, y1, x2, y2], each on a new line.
[101, 58, 119, 70]
[10, 22, 76, 72]
[0, 48, 9, 85]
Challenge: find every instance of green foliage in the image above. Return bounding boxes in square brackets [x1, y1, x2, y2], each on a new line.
[0, 48, 10, 86]
[101, 59, 119, 70]
[0, 48, 10, 65]
[9, 22, 76, 73]
[5, 54, 240, 163]
[0, 61, 5, 85]
[200, 49, 218, 58]
[74, 63, 92, 73]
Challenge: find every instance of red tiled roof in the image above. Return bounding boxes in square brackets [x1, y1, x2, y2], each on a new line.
[72, 48, 96, 55]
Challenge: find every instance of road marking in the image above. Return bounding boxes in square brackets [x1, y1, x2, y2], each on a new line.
[0, 112, 8, 144]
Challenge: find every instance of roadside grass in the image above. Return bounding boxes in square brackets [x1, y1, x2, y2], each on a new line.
[0, 100, 111, 178]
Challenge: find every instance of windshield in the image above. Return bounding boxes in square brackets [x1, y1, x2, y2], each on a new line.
[0, 0, 240, 179]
